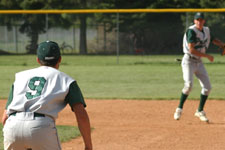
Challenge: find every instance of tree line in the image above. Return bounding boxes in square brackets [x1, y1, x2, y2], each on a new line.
[0, 0, 224, 54]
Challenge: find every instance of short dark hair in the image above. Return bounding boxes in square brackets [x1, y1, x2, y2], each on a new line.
[39, 58, 60, 67]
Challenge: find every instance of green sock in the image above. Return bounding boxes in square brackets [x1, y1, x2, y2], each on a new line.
[198, 94, 208, 111]
[178, 93, 188, 109]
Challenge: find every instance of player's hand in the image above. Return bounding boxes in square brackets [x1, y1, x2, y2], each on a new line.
[207, 55, 214, 62]
[221, 44, 225, 56]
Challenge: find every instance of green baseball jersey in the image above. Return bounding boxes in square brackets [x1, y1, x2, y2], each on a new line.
[6, 66, 86, 119]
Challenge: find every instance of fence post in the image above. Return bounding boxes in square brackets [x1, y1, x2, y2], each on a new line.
[46, 13, 48, 40]
[13, 26, 18, 53]
[185, 12, 189, 30]
[4, 26, 8, 51]
[73, 26, 75, 54]
[116, 13, 120, 64]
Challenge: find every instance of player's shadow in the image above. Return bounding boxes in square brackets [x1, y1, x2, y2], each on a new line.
[207, 121, 225, 125]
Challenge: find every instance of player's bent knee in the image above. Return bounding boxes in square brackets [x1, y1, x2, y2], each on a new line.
[182, 82, 193, 95]
[182, 86, 192, 95]
[201, 86, 212, 95]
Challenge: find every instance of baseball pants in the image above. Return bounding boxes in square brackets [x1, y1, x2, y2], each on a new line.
[181, 54, 211, 95]
[3, 112, 61, 150]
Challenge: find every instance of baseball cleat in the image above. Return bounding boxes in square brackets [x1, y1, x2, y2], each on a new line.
[194, 110, 209, 122]
[174, 108, 182, 120]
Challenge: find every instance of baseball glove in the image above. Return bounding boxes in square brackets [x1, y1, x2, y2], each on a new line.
[220, 45, 225, 56]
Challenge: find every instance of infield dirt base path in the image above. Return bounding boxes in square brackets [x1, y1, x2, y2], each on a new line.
[1, 99, 225, 150]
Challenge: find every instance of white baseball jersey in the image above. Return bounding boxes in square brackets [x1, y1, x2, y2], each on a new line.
[183, 24, 211, 59]
[6, 66, 85, 119]
[181, 24, 212, 96]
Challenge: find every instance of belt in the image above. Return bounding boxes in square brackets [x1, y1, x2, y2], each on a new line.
[186, 54, 199, 60]
[10, 112, 45, 117]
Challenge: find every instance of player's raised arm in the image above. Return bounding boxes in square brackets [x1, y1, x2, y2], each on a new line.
[212, 38, 224, 48]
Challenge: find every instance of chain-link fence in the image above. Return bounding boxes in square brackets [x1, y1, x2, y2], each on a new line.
[0, 11, 224, 55]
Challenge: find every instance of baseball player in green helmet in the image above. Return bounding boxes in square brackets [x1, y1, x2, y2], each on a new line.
[2, 41, 92, 150]
[174, 13, 225, 122]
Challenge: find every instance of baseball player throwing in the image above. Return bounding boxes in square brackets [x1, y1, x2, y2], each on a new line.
[174, 13, 225, 122]
[1, 41, 92, 150]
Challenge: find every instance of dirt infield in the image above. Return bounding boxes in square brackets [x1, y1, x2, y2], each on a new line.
[1, 99, 225, 150]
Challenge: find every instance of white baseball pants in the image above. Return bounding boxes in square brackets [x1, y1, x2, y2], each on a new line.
[3, 112, 61, 150]
[181, 54, 211, 95]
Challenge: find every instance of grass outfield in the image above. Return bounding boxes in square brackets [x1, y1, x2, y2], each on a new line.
[0, 123, 80, 150]
[0, 54, 225, 100]
[0, 54, 225, 148]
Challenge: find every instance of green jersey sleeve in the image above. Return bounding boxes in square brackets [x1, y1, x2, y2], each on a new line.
[186, 29, 197, 43]
[187, 28, 214, 42]
[5, 84, 14, 109]
[65, 81, 86, 108]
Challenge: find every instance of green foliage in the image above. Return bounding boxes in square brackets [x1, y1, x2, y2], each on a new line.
[200, 0, 225, 8]
[20, 0, 45, 9]
[0, 1, 224, 55]
[148, 0, 184, 8]
[0, 0, 80, 54]
[0, 123, 80, 150]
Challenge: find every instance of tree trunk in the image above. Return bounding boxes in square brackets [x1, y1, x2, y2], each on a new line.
[79, 0, 87, 54]
[26, 30, 38, 54]
[79, 14, 87, 54]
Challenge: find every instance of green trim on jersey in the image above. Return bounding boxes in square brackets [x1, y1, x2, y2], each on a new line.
[65, 81, 86, 108]
[6, 84, 14, 109]
[186, 28, 214, 44]
[186, 29, 197, 43]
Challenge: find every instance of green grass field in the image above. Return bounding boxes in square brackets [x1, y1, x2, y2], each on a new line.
[0, 123, 80, 150]
[1, 54, 225, 148]
[1, 54, 225, 100]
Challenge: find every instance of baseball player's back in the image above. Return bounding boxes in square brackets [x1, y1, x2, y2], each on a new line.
[2, 41, 92, 150]
[8, 66, 74, 119]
